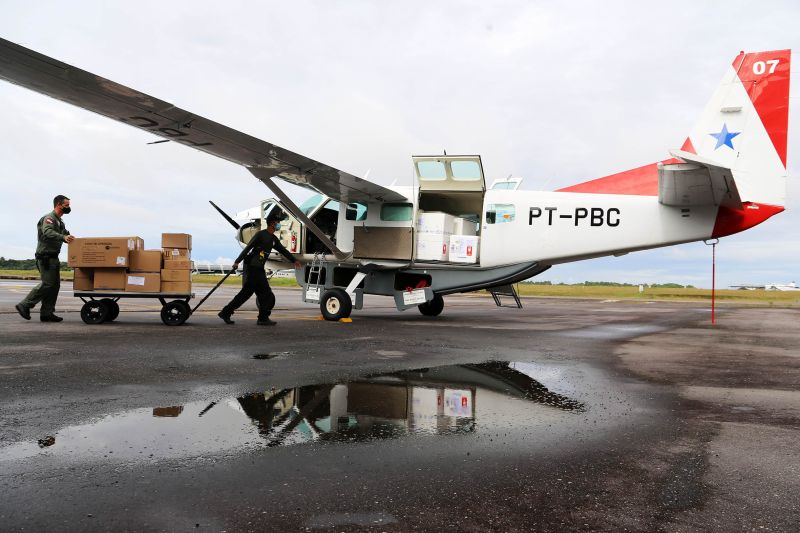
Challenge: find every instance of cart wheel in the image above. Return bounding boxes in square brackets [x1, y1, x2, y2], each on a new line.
[81, 300, 109, 324]
[320, 288, 352, 321]
[101, 299, 120, 321]
[418, 294, 444, 317]
[161, 300, 190, 326]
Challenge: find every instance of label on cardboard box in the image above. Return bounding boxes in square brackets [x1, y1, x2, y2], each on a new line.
[125, 272, 160, 293]
[163, 248, 191, 259]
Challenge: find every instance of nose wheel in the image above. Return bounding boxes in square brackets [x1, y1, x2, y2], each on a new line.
[320, 288, 352, 321]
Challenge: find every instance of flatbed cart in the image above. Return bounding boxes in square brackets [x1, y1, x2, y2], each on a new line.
[74, 269, 235, 326]
[74, 291, 195, 325]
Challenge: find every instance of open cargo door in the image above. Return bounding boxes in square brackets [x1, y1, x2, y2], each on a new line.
[413, 156, 485, 265]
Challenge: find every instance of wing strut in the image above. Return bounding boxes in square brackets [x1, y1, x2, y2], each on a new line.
[247, 167, 349, 261]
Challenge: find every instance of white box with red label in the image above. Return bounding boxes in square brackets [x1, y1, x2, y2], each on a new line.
[416, 233, 451, 261]
[448, 235, 479, 263]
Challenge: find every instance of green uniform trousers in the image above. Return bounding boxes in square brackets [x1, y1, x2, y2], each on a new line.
[19, 257, 61, 317]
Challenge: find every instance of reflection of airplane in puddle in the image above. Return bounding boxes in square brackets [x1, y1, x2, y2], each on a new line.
[235, 362, 584, 447]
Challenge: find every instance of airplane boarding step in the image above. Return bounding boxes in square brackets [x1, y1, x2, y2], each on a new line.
[488, 284, 522, 309]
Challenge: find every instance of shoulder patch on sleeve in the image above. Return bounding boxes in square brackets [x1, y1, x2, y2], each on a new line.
[44, 217, 55, 224]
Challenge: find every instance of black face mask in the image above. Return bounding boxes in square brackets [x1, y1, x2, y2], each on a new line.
[61, 206, 71, 214]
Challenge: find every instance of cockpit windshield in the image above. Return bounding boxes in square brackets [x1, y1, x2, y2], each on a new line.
[299, 194, 325, 215]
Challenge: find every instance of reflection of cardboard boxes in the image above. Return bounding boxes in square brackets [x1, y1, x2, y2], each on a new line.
[93, 268, 127, 290]
[448, 235, 480, 264]
[161, 281, 191, 293]
[161, 233, 192, 250]
[161, 269, 191, 283]
[125, 272, 160, 293]
[68, 237, 143, 268]
[73, 267, 93, 291]
[129, 250, 162, 272]
[152, 406, 184, 417]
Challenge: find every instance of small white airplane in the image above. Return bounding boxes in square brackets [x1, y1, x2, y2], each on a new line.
[0, 39, 791, 319]
[731, 282, 800, 291]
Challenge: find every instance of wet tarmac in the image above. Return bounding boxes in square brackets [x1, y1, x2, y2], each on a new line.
[0, 281, 798, 531]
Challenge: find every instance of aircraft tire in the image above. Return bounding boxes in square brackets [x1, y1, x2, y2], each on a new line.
[320, 288, 352, 321]
[418, 294, 444, 317]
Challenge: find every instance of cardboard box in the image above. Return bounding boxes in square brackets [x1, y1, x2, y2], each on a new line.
[163, 248, 191, 260]
[416, 234, 451, 261]
[129, 250, 162, 272]
[68, 237, 142, 268]
[162, 233, 192, 250]
[452, 217, 477, 236]
[163, 258, 192, 270]
[160, 280, 192, 293]
[93, 268, 127, 290]
[448, 235, 480, 264]
[123, 236, 145, 250]
[125, 272, 161, 293]
[161, 269, 191, 283]
[416, 211, 455, 235]
[73, 267, 93, 291]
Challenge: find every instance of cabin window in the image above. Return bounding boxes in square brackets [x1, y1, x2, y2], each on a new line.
[450, 160, 482, 181]
[485, 204, 515, 224]
[380, 203, 413, 221]
[416, 160, 447, 181]
[345, 202, 368, 221]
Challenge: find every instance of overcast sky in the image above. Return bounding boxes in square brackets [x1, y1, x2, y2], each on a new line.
[1, 1, 799, 287]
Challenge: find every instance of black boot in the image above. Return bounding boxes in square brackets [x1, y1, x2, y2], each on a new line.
[257, 319, 277, 326]
[41, 314, 63, 322]
[218, 311, 234, 325]
[15, 304, 31, 320]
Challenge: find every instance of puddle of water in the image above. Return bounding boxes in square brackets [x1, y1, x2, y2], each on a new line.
[0, 362, 586, 464]
[253, 351, 292, 360]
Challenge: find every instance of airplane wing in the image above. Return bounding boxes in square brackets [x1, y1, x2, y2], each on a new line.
[0, 37, 405, 204]
[658, 149, 743, 209]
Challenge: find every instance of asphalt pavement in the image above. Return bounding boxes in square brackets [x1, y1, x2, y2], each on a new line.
[0, 280, 798, 531]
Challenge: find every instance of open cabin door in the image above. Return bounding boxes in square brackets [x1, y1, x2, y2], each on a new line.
[261, 198, 307, 257]
[412, 155, 485, 264]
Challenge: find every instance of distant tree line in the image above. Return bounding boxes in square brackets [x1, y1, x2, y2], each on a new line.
[522, 279, 695, 289]
[0, 257, 71, 271]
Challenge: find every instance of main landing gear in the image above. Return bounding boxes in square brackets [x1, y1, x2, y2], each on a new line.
[320, 288, 353, 321]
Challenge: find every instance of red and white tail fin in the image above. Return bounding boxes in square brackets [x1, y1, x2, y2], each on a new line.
[558, 50, 791, 206]
[683, 49, 791, 206]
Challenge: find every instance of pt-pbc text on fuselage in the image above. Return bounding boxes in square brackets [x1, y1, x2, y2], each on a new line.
[529, 207, 621, 227]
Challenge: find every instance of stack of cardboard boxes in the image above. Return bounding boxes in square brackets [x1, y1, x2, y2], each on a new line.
[68, 233, 193, 293]
[160, 233, 192, 293]
[415, 211, 479, 263]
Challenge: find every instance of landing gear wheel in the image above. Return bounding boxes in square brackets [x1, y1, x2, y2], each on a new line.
[320, 288, 352, 321]
[81, 300, 110, 324]
[161, 300, 190, 326]
[101, 299, 120, 321]
[418, 294, 444, 317]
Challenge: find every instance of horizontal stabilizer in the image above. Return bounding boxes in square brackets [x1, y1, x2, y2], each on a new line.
[658, 150, 742, 209]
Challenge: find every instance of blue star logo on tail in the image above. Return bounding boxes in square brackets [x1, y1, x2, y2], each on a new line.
[709, 123, 741, 150]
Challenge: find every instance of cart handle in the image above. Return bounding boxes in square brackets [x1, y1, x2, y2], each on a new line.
[191, 269, 236, 314]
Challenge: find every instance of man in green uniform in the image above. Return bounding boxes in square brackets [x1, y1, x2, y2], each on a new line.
[16, 195, 75, 322]
[218, 211, 301, 326]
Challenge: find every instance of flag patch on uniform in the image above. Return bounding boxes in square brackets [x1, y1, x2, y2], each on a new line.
[45, 217, 54, 224]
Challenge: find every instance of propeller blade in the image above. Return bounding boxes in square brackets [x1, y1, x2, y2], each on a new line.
[209, 200, 241, 230]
